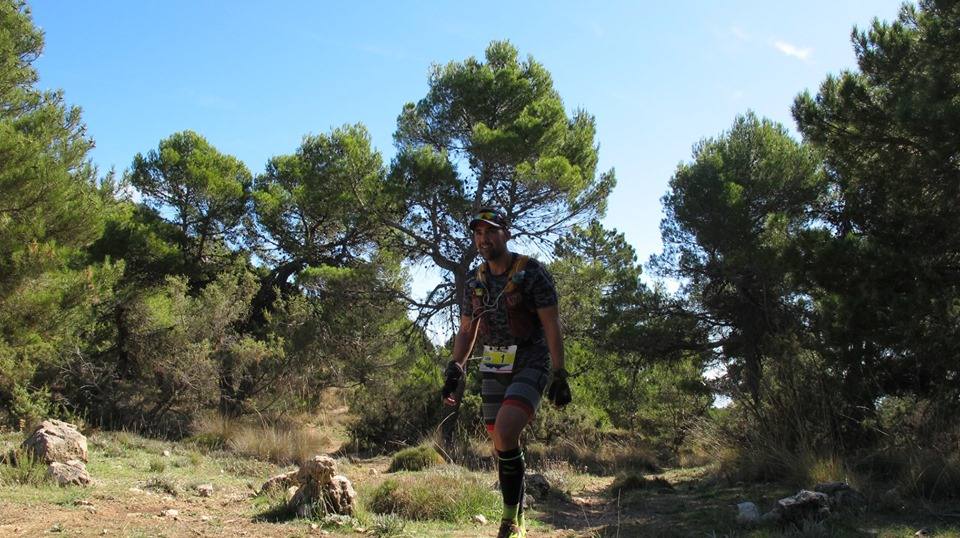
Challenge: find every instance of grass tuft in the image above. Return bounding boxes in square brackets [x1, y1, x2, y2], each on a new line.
[0, 449, 52, 487]
[366, 466, 499, 522]
[143, 475, 180, 497]
[192, 412, 330, 465]
[387, 445, 443, 473]
[370, 512, 407, 537]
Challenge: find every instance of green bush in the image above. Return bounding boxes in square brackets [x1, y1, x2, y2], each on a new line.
[366, 466, 499, 522]
[348, 355, 444, 452]
[388, 445, 443, 473]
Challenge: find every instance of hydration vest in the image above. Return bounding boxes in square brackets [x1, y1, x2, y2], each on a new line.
[470, 254, 540, 342]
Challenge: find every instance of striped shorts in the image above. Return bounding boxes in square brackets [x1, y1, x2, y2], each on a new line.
[481, 366, 550, 433]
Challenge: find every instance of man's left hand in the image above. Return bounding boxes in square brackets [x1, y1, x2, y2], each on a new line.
[547, 368, 572, 407]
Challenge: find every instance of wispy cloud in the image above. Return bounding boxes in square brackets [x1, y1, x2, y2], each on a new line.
[773, 40, 812, 62]
[730, 26, 750, 42]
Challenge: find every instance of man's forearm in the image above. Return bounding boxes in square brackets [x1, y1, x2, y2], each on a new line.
[546, 330, 564, 371]
[450, 322, 475, 366]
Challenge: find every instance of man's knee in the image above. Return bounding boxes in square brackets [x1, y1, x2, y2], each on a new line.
[492, 405, 529, 450]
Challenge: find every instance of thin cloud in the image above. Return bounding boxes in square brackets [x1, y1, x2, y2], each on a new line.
[730, 26, 750, 41]
[773, 40, 812, 61]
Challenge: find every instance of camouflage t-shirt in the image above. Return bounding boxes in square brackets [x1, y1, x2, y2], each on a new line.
[461, 254, 558, 371]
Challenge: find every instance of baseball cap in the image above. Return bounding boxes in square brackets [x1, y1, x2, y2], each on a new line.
[469, 207, 508, 230]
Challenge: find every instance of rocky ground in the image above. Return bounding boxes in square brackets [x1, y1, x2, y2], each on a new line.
[2, 427, 959, 537]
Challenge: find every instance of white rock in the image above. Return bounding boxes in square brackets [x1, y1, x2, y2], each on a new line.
[47, 460, 92, 487]
[736, 501, 760, 523]
[162, 450, 171, 457]
[472, 514, 488, 525]
[161, 509, 179, 519]
[197, 484, 214, 497]
[22, 420, 88, 464]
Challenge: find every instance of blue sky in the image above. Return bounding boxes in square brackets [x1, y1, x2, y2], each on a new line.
[30, 0, 905, 276]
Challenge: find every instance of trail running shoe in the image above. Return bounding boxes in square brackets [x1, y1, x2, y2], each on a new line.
[496, 518, 526, 538]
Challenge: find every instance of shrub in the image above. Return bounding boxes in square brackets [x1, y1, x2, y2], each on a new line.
[366, 466, 499, 522]
[348, 355, 444, 453]
[387, 445, 443, 473]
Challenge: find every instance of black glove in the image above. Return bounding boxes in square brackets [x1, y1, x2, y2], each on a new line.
[441, 360, 465, 401]
[547, 368, 572, 407]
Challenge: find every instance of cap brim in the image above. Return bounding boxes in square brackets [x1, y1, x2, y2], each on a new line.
[469, 218, 504, 229]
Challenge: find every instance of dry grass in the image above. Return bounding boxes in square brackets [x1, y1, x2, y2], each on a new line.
[526, 436, 659, 475]
[191, 412, 333, 465]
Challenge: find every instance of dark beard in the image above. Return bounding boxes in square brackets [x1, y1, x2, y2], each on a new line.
[479, 244, 506, 261]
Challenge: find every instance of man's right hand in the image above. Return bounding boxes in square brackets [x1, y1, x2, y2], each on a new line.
[441, 360, 464, 405]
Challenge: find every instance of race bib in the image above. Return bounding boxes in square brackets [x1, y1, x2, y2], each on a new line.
[478, 345, 518, 373]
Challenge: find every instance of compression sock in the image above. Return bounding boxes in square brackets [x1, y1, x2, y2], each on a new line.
[497, 447, 525, 522]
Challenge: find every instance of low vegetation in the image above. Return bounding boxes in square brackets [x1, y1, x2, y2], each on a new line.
[386, 445, 444, 473]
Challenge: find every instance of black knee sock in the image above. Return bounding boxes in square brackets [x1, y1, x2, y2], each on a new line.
[497, 447, 524, 522]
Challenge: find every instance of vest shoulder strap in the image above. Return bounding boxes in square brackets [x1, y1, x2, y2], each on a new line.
[476, 255, 530, 291]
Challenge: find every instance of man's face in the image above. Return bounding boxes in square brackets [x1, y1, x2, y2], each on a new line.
[473, 222, 509, 261]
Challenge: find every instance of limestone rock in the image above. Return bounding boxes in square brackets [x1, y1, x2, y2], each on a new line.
[472, 514, 488, 525]
[47, 460, 92, 487]
[22, 420, 88, 464]
[196, 484, 214, 497]
[259, 469, 298, 493]
[736, 501, 760, 524]
[525, 473, 551, 500]
[296, 455, 337, 485]
[285, 456, 356, 517]
[775, 490, 830, 523]
[324, 475, 357, 515]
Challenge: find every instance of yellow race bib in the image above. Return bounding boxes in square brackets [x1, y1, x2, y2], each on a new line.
[478, 345, 518, 373]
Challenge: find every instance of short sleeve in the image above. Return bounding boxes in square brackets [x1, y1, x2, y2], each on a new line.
[525, 260, 558, 309]
[460, 274, 476, 318]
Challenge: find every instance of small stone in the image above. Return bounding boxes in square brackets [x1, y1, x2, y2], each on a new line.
[285, 485, 299, 502]
[200, 515, 211, 522]
[161, 509, 179, 519]
[83, 506, 97, 514]
[75, 500, 94, 507]
[128, 487, 143, 494]
[197, 484, 214, 497]
[162, 450, 171, 457]
[310, 523, 319, 530]
[736, 501, 760, 524]
[472, 514, 488, 525]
